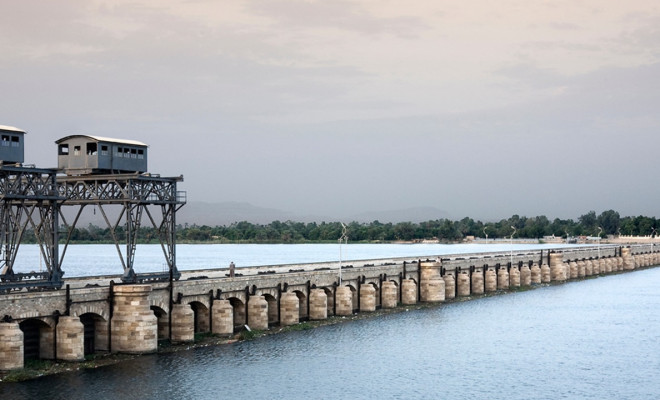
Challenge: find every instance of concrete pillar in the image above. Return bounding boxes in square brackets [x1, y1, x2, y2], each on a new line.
[171, 304, 194, 344]
[577, 260, 586, 278]
[520, 265, 531, 286]
[569, 261, 578, 279]
[280, 292, 299, 325]
[541, 263, 551, 283]
[423, 278, 445, 302]
[401, 279, 417, 305]
[443, 272, 456, 300]
[497, 266, 509, 290]
[530, 263, 541, 284]
[56, 316, 84, 362]
[381, 281, 398, 308]
[592, 258, 601, 275]
[616, 255, 624, 271]
[457, 271, 471, 296]
[360, 284, 376, 312]
[622, 247, 634, 270]
[420, 262, 444, 302]
[247, 295, 268, 330]
[549, 253, 566, 282]
[604, 257, 613, 273]
[111, 285, 157, 354]
[485, 267, 497, 292]
[585, 259, 594, 276]
[212, 299, 234, 336]
[309, 289, 328, 320]
[509, 266, 520, 288]
[471, 268, 484, 295]
[0, 322, 23, 371]
[335, 286, 353, 315]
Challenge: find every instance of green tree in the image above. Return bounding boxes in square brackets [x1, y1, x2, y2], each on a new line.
[597, 210, 620, 235]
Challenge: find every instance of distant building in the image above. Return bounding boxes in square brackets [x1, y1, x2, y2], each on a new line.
[56, 135, 148, 175]
[0, 125, 25, 164]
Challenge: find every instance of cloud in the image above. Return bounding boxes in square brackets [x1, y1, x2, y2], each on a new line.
[2, 0, 660, 220]
[246, 0, 427, 38]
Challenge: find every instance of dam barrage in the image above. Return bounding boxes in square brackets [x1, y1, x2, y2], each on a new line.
[0, 243, 657, 371]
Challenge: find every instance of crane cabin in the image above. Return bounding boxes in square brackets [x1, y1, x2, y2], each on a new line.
[0, 125, 25, 165]
[56, 135, 148, 175]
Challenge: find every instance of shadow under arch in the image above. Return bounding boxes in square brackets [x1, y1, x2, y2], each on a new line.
[79, 312, 108, 355]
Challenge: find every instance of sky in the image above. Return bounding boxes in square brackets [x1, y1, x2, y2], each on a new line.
[1, 0, 660, 221]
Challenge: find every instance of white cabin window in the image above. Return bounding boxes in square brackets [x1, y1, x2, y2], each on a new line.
[1, 135, 9, 147]
[137, 149, 144, 159]
[73, 146, 81, 156]
[58, 144, 69, 155]
[101, 145, 109, 156]
[10, 136, 19, 147]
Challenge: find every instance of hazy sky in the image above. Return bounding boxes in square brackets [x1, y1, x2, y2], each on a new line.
[2, 0, 659, 220]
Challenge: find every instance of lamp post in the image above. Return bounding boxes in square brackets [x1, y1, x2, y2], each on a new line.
[510, 226, 517, 265]
[597, 226, 603, 259]
[483, 227, 488, 242]
[651, 228, 656, 254]
[338, 223, 348, 286]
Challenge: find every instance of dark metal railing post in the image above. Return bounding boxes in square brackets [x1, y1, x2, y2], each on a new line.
[108, 280, 115, 353]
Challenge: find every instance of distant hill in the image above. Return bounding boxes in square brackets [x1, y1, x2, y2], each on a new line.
[61, 201, 452, 227]
[346, 206, 451, 223]
[178, 201, 297, 226]
[179, 203, 451, 226]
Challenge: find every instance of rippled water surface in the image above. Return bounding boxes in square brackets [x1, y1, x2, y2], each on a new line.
[5, 267, 660, 399]
[14, 242, 583, 277]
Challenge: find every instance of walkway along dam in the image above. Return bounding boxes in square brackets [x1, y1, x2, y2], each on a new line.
[0, 243, 657, 370]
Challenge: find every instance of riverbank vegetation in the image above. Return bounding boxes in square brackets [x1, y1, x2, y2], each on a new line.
[19, 209, 659, 244]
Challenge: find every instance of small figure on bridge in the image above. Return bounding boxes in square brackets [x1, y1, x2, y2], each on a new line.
[229, 261, 235, 278]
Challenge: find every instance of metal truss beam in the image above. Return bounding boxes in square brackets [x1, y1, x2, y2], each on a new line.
[57, 173, 185, 283]
[0, 166, 63, 293]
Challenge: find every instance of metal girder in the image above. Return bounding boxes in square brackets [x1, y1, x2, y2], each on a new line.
[0, 166, 63, 293]
[57, 173, 185, 283]
[57, 173, 183, 204]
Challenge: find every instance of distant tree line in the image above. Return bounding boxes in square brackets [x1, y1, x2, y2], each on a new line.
[17, 209, 660, 244]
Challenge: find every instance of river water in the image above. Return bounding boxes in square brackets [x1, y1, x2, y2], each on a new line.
[15, 242, 584, 277]
[3, 245, 659, 399]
